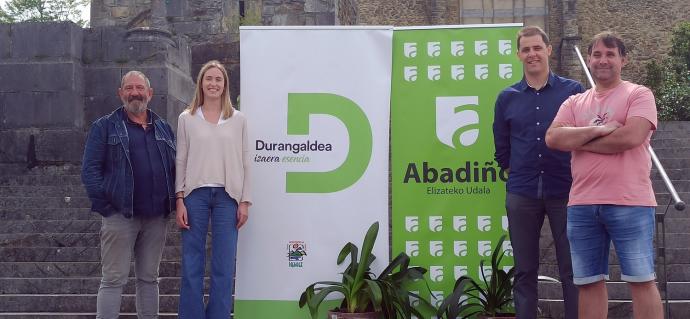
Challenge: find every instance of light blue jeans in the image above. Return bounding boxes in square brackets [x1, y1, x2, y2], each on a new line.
[567, 205, 656, 285]
[178, 187, 238, 319]
[97, 213, 168, 319]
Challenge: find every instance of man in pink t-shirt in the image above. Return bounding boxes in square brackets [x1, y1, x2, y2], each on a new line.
[545, 32, 663, 319]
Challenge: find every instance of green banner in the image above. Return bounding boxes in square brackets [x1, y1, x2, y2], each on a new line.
[391, 25, 523, 308]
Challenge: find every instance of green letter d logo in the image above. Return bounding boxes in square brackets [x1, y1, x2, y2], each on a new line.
[286, 93, 372, 193]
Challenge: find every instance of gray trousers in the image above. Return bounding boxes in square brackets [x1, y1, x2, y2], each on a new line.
[97, 213, 168, 319]
[506, 192, 578, 319]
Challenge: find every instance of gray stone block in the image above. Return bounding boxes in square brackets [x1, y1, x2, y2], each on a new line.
[168, 37, 191, 73]
[306, 0, 333, 12]
[0, 62, 81, 92]
[1, 90, 83, 129]
[82, 27, 104, 65]
[35, 129, 86, 163]
[84, 67, 122, 97]
[100, 26, 133, 63]
[167, 67, 194, 105]
[129, 66, 167, 93]
[0, 24, 10, 60]
[167, 0, 186, 17]
[10, 22, 83, 61]
[0, 129, 33, 163]
[84, 95, 122, 126]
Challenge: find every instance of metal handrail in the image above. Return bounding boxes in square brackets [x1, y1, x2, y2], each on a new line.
[573, 46, 686, 211]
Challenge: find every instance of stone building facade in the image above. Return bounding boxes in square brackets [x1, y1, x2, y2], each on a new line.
[1, 0, 688, 166]
[90, 0, 689, 89]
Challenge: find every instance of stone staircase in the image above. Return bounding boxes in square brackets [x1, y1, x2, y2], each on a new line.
[0, 164, 182, 318]
[537, 121, 690, 318]
[1, 122, 689, 318]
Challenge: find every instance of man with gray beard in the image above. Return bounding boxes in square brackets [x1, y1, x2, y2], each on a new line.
[81, 71, 176, 318]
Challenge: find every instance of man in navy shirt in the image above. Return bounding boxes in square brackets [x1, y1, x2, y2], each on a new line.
[82, 71, 176, 318]
[492, 26, 584, 319]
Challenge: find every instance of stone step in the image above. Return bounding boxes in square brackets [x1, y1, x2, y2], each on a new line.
[0, 294, 180, 313]
[650, 147, 690, 159]
[656, 121, 690, 131]
[653, 158, 690, 170]
[651, 137, 690, 148]
[0, 186, 87, 198]
[651, 168, 690, 181]
[1, 220, 101, 234]
[655, 206, 690, 219]
[653, 179, 690, 193]
[0, 174, 83, 187]
[538, 263, 690, 282]
[0, 197, 91, 210]
[0, 262, 182, 278]
[652, 131, 680, 140]
[0, 164, 81, 176]
[537, 231, 690, 249]
[0, 246, 183, 262]
[538, 299, 690, 319]
[0, 208, 97, 221]
[0, 313, 178, 319]
[0, 232, 182, 248]
[538, 281, 690, 300]
[539, 215, 690, 235]
[0, 277, 206, 294]
[0, 219, 180, 234]
[651, 130, 689, 143]
[538, 247, 690, 265]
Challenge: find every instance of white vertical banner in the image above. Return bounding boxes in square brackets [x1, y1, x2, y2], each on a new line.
[236, 26, 393, 318]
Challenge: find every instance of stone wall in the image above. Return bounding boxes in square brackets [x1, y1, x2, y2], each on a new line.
[576, 0, 690, 84]
[336, 0, 357, 25]
[0, 22, 86, 164]
[354, 0, 428, 26]
[0, 21, 194, 165]
[82, 26, 194, 128]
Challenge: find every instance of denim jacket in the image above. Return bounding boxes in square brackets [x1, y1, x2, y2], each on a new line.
[81, 107, 176, 218]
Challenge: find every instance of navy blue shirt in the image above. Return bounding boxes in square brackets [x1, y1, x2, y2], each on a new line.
[126, 112, 168, 217]
[493, 73, 584, 199]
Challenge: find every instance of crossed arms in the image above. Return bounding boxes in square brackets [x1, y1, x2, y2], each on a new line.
[545, 116, 653, 154]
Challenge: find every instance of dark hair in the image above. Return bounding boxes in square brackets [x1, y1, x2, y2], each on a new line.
[517, 26, 550, 49]
[588, 31, 627, 57]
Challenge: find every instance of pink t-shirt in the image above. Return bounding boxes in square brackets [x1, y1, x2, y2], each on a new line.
[553, 81, 657, 206]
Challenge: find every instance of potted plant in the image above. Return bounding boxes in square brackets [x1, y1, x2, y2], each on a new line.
[436, 234, 516, 319]
[299, 221, 432, 319]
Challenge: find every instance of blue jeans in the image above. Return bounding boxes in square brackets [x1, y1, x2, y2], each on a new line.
[179, 187, 238, 319]
[567, 205, 656, 285]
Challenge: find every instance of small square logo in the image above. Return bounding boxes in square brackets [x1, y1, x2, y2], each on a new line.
[287, 241, 306, 268]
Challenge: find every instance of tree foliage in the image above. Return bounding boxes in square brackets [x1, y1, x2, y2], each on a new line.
[644, 21, 690, 121]
[0, 0, 89, 27]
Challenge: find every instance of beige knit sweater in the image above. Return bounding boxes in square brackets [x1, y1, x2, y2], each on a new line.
[175, 108, 251, 204]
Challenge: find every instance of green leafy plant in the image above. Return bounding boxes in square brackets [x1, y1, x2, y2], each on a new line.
[0, 0, 89, 26]
[299, 221, 432, 318]
[644, 21, 690, 121]
[436, 234, 515, 318]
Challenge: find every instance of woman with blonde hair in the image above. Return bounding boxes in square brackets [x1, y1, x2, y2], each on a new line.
[175, 60, 251, 318]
